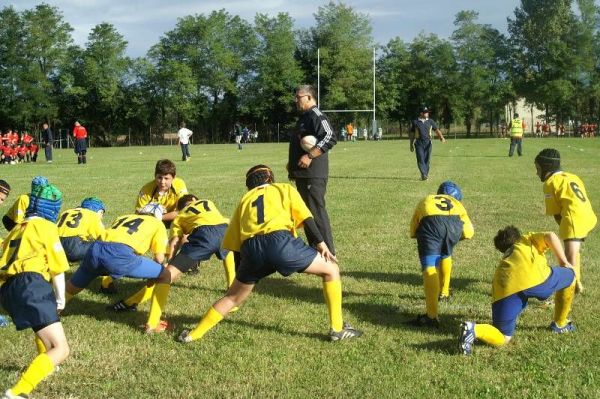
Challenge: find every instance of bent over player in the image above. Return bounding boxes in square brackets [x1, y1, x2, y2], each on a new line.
[460, 226, 576, 355]
[130, 194, 236, 333]
[535, 148, 597, 293]
[0, 184, 70, 399]
[178, 165, 362, 343]
[409, 181, 474, 327]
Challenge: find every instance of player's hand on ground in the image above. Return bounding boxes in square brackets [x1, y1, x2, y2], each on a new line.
[440, 137, 446, 143]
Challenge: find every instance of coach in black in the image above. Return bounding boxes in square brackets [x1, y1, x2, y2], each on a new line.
[409, 107, 445, 181]
[288, 85, 337, 254]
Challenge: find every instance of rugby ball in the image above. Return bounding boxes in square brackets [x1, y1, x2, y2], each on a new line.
[300, 135, 317, 152]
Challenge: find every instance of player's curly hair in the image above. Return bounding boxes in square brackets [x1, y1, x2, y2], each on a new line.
[535, 148, 560, 181]
[155, 159, 176, 177]
[246, 165, 274, 190]
[494, 225, 521, 253]
[177, 194, 198, 211]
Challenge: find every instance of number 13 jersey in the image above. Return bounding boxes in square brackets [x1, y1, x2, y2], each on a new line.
[223, 183, 313, 252]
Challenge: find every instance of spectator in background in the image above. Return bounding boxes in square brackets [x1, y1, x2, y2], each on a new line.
[73, 121, 88, 164]
[30, 142, 39, 162]
[42, 123, 53, 163]
[177, 122, 193, 162]
[234, 123, 243, 150]
[346, 123, 354, 142]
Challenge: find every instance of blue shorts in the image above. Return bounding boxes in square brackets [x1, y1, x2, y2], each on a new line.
[0, 272, 59, 331]
[416, 215, 463, 269]
[236, 231, 317, 284]
[70, 241, 163, 289]
[60, 236, 93, 263]
[180, 224, 228, 261]
[492, 267, 575, 336]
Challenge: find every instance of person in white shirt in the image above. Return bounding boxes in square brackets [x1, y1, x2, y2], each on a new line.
[177, 122, 193, 161]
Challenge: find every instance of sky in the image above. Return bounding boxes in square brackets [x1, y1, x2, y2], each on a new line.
[5, 0, 522, 57]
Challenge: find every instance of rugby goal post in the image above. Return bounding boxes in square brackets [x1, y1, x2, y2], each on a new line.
[317, 48, 377, 137]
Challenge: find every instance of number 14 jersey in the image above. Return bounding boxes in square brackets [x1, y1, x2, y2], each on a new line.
[223, 183, 313, 252]
[104, 214, 168, 255]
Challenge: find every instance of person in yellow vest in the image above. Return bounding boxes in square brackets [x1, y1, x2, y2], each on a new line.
[508, 112, 525, 157]
[459, 226, 576, 355]
[535, 148, 597, 294]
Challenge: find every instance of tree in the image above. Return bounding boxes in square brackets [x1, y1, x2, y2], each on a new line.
[249, 13, 304, 137]
[0, 6, 26, 128]
[377, 38, 411, 125]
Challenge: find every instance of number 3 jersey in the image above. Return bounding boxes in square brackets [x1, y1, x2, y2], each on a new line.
[543, 171, 597, 240]
[57, 207, 105, 242]
[103, 214, 168, 255]
[410, 194, 474, 240]
[0, 217, 69, 283]
[222, 183, 313, 252]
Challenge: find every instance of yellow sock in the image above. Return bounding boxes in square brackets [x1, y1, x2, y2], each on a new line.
[573, 253, 582, 289]
[124, 284, 155, 306]
[188, 306, 224, 341]
[474, 324, 506, 347]
[11, 353, 55, 396]
[100, 276, 114, 289]
[223, 252, 236, 289]
[147, 283, 171, 329]
[554, 281, 576, 327]
[422, 267, 439, 319]
[34, 337, 46, 354]
[438, 257, 452, 297]
[323, 280, 343, 331]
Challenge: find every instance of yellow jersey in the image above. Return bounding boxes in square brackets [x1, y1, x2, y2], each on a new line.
[170, 199, 229, 239]
[223, 183, 313, 252]
[0, 217, 69, 283]
[410, 194, 474, 239]
[492, 232, 552, 302]
[543, 171, 597, 239]
[104, 214, 168, 255]
[135, 177, 188, 213]
[5, 194, 30, 224]
[57, 207, 105, 241]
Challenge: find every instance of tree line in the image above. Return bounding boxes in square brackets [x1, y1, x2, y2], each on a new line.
[0, 0, 598, 144]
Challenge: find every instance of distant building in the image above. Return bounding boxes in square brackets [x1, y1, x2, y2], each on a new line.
[505, 99, 545, 135]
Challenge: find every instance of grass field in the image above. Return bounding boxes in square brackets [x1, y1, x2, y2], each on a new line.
[1, 137, 599, 398]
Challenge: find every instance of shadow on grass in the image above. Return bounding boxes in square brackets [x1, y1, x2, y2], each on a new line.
[410, 338, 459, 355]
[329, 175, 411, 181]
[435, 154, 508, 158]
[345, 271, 480, 291]
[252, 277, 361, 304]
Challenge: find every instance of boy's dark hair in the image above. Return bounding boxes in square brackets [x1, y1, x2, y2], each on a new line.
[176, 194, 198, 211]
[534, 148, 560, 181]
[246, 165, 274, 189]
[155, 159, 176, 177]
[0, 180, 10, 196]
[494, 225, 521, 253]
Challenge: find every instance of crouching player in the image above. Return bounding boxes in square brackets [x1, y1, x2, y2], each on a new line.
[177, 165, 362, 343]
[459, 226, 576, 355]
[57, 197, 115, 294]
[409, 181, 474, 327]
[0, 184, 70, 399]
[65, 204, 168, 309]
[535, 148, 597, 293]
[3, 176, 48, 232]
[140, 194, 236, 333]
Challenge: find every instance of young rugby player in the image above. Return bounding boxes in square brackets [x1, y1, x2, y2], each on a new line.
[0, 180, 10, 205]
[137, 194, 236, 333]
[57, 197, 106, 263]
[3, 176, 48, 232]
[534, 148, 597, 293]
[409, 181, 474, 327]
[0, 183, 70, 399]
[136, 159, 188, 227]
[177, 165, 362, 343]
[65, 203, 168, 307]
[459, 226, 576, 355]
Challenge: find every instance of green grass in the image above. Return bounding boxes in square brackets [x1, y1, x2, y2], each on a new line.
[1, 138, 600, 398]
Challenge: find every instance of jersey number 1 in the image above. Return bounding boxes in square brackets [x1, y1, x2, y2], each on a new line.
[251, 195, 265, 224]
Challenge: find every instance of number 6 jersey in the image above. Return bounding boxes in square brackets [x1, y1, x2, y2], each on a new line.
[543, 171, 597, 240]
